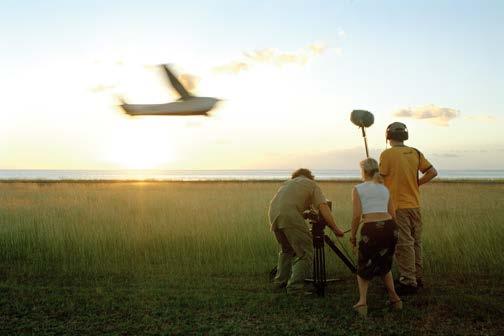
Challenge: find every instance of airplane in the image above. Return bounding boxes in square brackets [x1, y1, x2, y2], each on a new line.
[119, 64, 219, 116]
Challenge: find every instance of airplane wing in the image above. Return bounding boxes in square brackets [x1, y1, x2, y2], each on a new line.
[161, 64, 193, 100]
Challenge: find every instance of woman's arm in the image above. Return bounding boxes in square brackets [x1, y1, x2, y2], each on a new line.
[350, 187, 362, 247]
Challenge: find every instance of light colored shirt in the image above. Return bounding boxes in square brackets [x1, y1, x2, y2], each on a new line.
[380, 146, 432, 209]
[355, 181, 389, 214]
[268, 176, 327, 231]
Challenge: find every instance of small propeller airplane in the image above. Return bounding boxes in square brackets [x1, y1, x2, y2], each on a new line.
[119, 64, 219, 116]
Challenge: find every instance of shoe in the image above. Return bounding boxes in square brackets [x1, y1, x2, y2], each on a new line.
[395, 282, 418, 296]
[353, 304, 368, 317]
[274, 282, 287, 289]
[286, 287, 315, 296]
[269, 267, 278, 281]
[386, 299, 403, 310]
[303, 290, 318, 297]
[271, 286, 286, 293]
[270, 281, 287, 293]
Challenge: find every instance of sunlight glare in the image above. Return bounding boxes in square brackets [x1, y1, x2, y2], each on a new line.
[103, 121, 176, 169]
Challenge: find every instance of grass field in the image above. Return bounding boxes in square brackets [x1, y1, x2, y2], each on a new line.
[1, 181, 503, 335]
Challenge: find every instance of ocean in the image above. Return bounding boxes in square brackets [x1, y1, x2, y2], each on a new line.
[1, 169, 503, 181]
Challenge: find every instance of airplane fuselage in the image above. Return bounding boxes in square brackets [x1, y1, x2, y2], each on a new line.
[121, 97, 218, 116]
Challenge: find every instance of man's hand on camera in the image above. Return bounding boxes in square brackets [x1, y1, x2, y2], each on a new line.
[331, 226, 344, 237]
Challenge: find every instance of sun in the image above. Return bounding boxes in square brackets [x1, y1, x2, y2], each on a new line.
[107, 140, 175, 169]
[103, 120, 176, 169]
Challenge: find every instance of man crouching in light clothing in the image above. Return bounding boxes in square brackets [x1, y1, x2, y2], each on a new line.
[268, 168, 345, 294]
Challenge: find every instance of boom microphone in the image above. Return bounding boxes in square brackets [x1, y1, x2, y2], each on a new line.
[351, 110, 374, 128]
[350, 110, 375, 158]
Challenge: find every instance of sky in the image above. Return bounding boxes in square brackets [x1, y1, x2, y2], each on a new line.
[1, 0, 503, 170]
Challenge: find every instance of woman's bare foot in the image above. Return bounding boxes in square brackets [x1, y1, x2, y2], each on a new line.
[353, 302, 368, 317]
[388, 293, 401, 303]
[386, 299, 403, 310]
[353, 301, 367, 308]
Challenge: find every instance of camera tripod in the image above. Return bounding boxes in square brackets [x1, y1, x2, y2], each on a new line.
[306, 219, 356, 297]
[269, 217, 357, 297]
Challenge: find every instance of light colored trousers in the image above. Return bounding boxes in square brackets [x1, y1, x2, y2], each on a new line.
[273, 226, 313, 292]
[395, 208, 423, 286]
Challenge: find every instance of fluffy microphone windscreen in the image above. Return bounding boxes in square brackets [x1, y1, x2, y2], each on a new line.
[351, 110, 374, 128]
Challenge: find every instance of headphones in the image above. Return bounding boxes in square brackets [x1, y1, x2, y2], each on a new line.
[386, 122, 409, 141]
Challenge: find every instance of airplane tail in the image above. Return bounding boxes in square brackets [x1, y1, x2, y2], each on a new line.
[115, 95, 127, 106]
[160, 64, 192, 99]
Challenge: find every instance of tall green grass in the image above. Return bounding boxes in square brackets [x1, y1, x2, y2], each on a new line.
[0, 181, 502, 279]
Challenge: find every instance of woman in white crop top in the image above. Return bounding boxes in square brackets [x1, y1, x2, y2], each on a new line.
[350, 158, 402, 316]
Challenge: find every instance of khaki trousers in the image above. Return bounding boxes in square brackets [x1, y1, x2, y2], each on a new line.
[395, 208, 423, 286]
[273, 226, 313, 292]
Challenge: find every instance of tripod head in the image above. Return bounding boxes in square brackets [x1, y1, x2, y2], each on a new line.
[303, 200, 332, 236]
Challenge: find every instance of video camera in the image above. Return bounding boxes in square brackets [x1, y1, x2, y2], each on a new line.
[303, 200, 332, 234]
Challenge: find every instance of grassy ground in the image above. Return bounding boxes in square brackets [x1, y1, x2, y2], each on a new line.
[1, 181, 503, 335]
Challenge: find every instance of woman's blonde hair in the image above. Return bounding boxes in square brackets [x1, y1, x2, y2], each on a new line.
[360, 158, 383, 183]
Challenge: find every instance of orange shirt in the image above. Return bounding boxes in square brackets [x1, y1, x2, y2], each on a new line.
[379, 146, 432, 209]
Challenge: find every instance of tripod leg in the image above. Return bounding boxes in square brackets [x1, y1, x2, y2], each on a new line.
[324, 235, 357, 273]
[322, 244, 326, 284]
[320, 247, 326, 296]
[312, 245, 326, 297]
[313, 247, 319, 290]
[312, 246, 318, 295]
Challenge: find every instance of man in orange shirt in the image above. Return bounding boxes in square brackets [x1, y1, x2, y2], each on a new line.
[379, 122, 438, 295]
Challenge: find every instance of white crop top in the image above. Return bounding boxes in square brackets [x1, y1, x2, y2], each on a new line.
[355, 182, 389, 214]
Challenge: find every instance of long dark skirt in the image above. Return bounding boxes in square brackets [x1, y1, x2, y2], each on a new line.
[357, 219, 398, 280]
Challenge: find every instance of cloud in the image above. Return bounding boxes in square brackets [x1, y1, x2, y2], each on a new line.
[214, 138, 231, 145]
[252, 146, 504, 170]
[177, 73, 199, 92]
[337, 28, 346, 38]
[452, 149, 489, 153]
[89, 84, 116, 93]
[213, 42, 331, 74]
[308, 42, 328, 55]
[253, 147, 381, 170]
[432, 153, 460, 158]
[464, 115, 498, 124]
[393, 104, 460, 126]
[213, 62, 250, 74]
[246, 49, 307, 65]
